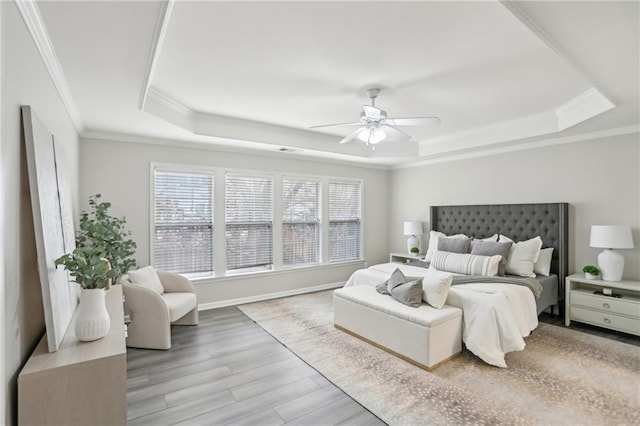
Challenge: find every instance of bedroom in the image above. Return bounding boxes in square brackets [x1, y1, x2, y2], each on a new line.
[2, 0, 639, 425]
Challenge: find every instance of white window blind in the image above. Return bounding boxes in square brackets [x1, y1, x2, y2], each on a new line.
[153, 170, 214, 275]
[282, 177, 320, 267]
[329, 180, 362, 261]
[225, 173, 273, 272]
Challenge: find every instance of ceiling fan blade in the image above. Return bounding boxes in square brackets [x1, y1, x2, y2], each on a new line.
[339, 127, 365, 144]
[386, 117, 441, 127]
[362, 105, 382, 120]
[381, 124, 411, 142]
[310, 121, 361, 129]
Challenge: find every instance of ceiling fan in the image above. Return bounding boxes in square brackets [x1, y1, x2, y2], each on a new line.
[310, 88, 441, 148]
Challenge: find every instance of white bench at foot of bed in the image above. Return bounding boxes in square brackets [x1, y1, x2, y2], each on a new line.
[333, 285, 463, 370]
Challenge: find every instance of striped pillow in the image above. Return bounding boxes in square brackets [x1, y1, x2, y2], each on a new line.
[430, 251, 501, 277]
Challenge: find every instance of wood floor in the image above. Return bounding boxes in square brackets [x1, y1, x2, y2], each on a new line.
[126, 306, 386, 425]
[127, 303, 638, 425]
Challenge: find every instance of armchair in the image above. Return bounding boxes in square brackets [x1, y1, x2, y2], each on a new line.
[119, 268, 198, 350]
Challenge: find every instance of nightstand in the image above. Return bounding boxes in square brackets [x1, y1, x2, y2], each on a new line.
[565, 273, 640, 336]
[389, 252, 424, 263]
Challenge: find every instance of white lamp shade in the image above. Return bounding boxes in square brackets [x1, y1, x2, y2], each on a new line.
[590, 225, 634, 249]
[403, 221, 423, 236]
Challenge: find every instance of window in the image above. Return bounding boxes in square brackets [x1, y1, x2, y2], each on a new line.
[153, 170, 214, 275]
[282, 177, 321, 267]
[328, 180, 362, 261]
[225, 173, 273, 273]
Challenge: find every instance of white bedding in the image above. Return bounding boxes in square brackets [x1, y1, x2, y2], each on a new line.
[343, 263, 538, 368]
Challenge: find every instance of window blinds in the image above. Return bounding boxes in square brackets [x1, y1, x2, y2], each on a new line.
[282, 177, 320, 266]
[153, 171, 214, 274]
[225, 173, 273, 272]
[329, 180, 361, 261]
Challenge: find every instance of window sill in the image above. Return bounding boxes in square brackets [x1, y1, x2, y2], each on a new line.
[190, 259, 365, 285]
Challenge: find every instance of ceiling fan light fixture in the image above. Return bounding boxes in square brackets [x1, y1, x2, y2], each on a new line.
[357, 127, 386, 144]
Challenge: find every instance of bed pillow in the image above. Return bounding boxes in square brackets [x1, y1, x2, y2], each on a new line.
[499, 235, 543, 278]
[430, 251, 501, 277]
[480, 234, 499, 242]
[127, 265, 164, 294]
[424, 231, 469, 262]
[470, 240, 513, 276]
[438, 236, 472, 254]
[533, 247, 554, 276]
[422, 268, 453, 309]
[389, 279, 424, 308]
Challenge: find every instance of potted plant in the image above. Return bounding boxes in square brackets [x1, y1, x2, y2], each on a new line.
[582, 265, 600, 280]
[410, 247, 420, 256]
[55, 194, 137, 341]
[55, 246, 114, 341]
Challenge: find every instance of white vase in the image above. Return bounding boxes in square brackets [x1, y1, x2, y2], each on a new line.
[75, 288, 110, 341]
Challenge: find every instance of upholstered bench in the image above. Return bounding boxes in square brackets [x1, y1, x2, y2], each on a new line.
[333, 285, 463, 370]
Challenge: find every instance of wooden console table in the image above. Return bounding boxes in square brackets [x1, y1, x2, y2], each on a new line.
[18, 285, 127, 425]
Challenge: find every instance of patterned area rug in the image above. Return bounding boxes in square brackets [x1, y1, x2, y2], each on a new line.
[238, 290, 640, 426]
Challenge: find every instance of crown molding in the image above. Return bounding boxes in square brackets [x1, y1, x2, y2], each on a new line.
[393, 125, 639, 170]
[555, 88, 615, 131]
[79, 130, 393, 170]
[138, 0, 174, 109]
[15, 0, 83, 132]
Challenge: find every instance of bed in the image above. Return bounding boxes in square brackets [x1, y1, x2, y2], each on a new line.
[343, 202, 569, 367]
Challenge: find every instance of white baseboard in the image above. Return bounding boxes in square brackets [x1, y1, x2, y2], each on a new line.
[198, 282, 344, 311]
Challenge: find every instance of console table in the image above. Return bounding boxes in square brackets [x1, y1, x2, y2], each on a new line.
[18, 285, 127, 425]
[565, 273, 640, 336]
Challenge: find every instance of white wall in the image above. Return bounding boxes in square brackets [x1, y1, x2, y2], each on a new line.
[1, 2, 80, 424]
[79, 137, 389, 305]
[388, 133, 640, 280]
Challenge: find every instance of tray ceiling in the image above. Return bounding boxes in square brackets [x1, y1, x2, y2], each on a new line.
[34, 1, 639, 166]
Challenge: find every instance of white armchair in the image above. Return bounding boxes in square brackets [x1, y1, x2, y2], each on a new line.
[119, 268, 198, 350]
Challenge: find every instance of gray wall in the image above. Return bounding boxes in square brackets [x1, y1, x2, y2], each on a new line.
[388, 133, 640, 280]
[79, 137, 389, 305]
[1, 2, 80, 424]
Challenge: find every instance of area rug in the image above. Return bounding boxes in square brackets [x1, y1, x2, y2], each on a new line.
[238, 290, 640, 426]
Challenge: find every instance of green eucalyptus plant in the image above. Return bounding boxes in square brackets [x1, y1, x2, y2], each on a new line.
[55, 194, 137, 288]
[410, 247, 420, 254]
[55, 247, 114, 289]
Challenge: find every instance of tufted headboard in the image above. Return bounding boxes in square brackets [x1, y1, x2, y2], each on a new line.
[430, 203, 569, 292]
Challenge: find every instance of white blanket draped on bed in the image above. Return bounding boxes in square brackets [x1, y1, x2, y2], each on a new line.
[343, 263, 538, 368]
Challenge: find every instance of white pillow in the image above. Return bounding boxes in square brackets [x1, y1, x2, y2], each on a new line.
[422, 268, 453, 309]
[128, 265, 164, 294]
[424, 231, 469, 262]
[499, 235, 543, 278]
[533, 247, 554, 276]
[480, 234, 499, 242]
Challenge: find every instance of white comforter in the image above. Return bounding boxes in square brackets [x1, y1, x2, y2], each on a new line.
[344, 263, 538, 368]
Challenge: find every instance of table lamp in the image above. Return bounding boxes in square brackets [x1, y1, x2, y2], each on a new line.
[404, 221, 423, 254]
[590, 225, 634, 281]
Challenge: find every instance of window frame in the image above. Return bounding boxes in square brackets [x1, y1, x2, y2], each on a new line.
[150, 162, 364, 281]
[328, 179, 363, 262]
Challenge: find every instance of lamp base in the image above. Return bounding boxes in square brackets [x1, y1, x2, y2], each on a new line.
[598, 249, 624, 282]
[407, 235, 419, 254]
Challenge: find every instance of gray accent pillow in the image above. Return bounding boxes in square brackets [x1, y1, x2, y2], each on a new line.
[389, 279, 423, 308]
[375, 282, 389, 295]
[471, 240, 513, 276]
[386, 268, 408, 292]
[438, 236, 471, 254]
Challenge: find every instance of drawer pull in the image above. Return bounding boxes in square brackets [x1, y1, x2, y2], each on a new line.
[603, 318, 611, 324]
[602, 303, 610, 309]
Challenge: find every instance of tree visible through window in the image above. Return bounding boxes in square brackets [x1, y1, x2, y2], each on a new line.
[225, 173, 273, 272]
[329, 180, 362, 261]
[282, 177, 320, 267]
[153, 171, 214, 275]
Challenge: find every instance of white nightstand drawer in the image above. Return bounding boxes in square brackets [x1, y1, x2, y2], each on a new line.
[570, 291, 640, 319]
[570, 306, 640, 336]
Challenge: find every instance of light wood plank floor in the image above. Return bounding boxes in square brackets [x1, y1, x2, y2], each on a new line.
[126, 307, 386, 425]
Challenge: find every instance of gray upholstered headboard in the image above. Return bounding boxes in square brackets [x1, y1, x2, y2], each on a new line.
[430, 203, 569, 292]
